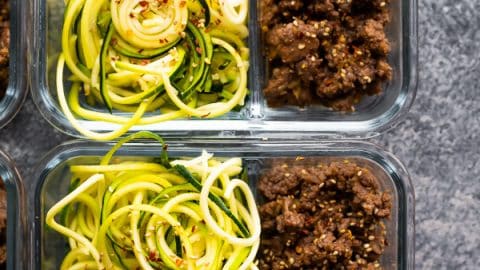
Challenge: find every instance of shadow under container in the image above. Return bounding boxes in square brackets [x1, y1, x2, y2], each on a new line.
[0, 0, 29, 129]
[30, 140, 415, 269]
[30, 0, 417, 138]
[0, 148, 27, 270]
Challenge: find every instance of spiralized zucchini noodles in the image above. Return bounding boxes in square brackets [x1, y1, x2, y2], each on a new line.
[46, 131, 260, 270]
[57, 0, 250, 140]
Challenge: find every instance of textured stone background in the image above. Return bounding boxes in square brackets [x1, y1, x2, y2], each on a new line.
[1, 0, 479, 269]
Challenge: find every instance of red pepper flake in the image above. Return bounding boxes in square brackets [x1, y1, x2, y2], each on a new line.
[139, 0, 149, 7]
[195, 47, 203, 54]
[179, 0, 186, 8]
[148, 251, 157, 261]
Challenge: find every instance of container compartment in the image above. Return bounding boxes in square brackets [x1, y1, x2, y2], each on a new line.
[0, 148, 27, 270]
[30, 0, 417, 138]
[254, 0, 416, 124]
[30, 140, 414, 269]
[30, 0, 255, 137]
[0, 0, 29, 129]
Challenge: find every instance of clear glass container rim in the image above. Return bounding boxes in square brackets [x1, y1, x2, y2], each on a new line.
[0, 147, 27, 270]
[29, 139, 415, 270]
[29, 0, 418, 139]
[0, 0, 29, 129]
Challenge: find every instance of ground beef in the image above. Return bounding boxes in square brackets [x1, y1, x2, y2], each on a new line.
[0, 178, 6, 267]
[257, 160, 392, 270]
[261, 0, 393, 111]
[0, 0, 9, 100]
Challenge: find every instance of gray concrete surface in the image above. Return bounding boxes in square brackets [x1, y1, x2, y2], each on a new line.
[1, 0, 479, 269]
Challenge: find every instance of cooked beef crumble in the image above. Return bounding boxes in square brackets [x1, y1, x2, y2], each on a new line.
[261, 0, 392, 111]
[0, 178, 6, 267]
[258, 160, 392, 269]
[0, 0, 9, 100]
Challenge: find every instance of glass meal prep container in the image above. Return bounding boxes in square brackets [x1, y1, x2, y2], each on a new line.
[0, 148, 27, 270]
[0, 0, 28, 129]
[30, 0, 417, 138]
[29, 140, 414, 269]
